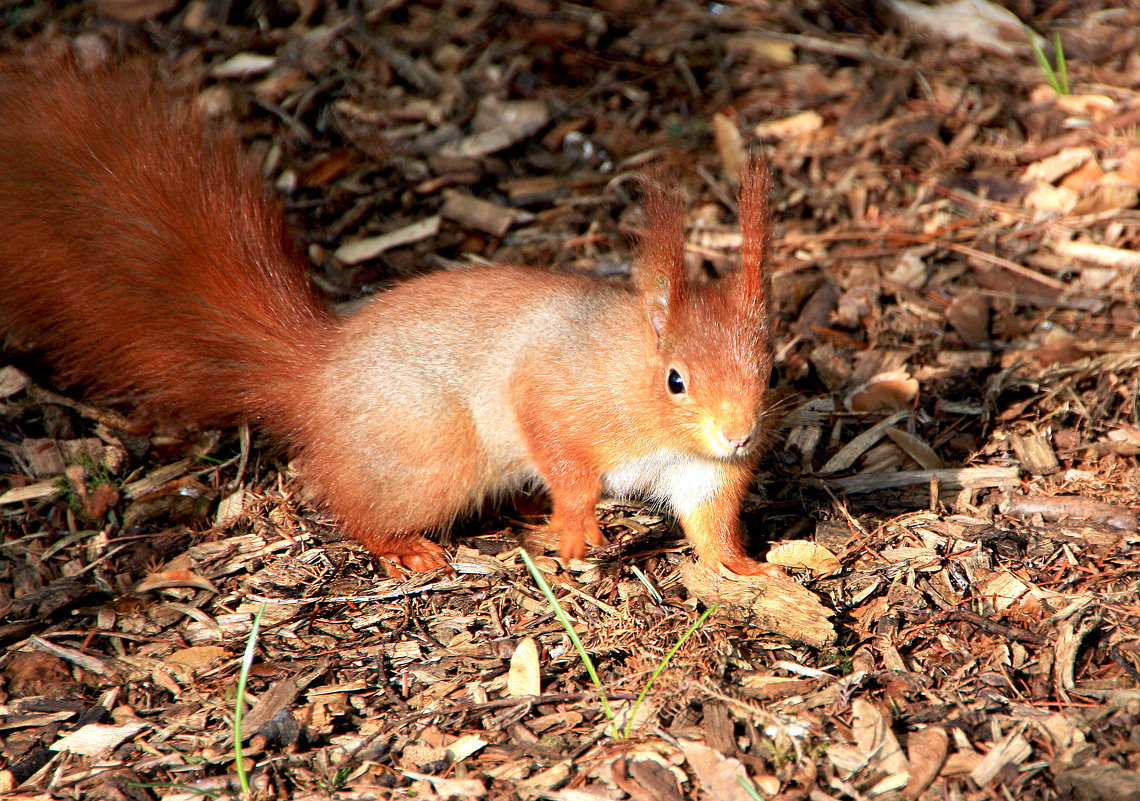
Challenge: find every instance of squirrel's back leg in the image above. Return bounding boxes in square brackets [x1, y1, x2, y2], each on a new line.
[295, 405, 489, 572]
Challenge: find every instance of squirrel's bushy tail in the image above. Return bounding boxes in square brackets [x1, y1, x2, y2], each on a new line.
[0, 60, 336, 430]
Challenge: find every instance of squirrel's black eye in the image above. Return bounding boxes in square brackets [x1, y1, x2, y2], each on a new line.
[768, 366, 780, 388]
[667, 368, 686, 394]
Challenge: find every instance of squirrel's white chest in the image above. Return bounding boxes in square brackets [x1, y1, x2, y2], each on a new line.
[602, 451, 723, 514]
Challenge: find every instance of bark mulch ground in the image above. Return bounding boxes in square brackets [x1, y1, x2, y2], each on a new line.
[2, 2, 1139, 799]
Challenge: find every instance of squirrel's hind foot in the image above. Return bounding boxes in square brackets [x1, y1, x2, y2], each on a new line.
[372, 536, 452, 578]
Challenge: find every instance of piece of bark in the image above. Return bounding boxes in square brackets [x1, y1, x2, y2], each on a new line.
[22, 438, 66, 477]
[904, 726, 949, 800]
[701, 702, 736, 756]
[1053, 763, 1140, 801]
[440, 190, 517, 237]
[794, 281, 840, 339]
[818, 411, 909, 473]
[946, 289, 990, 345]
[0, 479, 63, 506]
[238, 661, 329, 740]
[680, 561, 835, 648]
[334, 215, 441, 264]
[812, 466, 1020, 494]
[1001, 494, 1138, 530]
[1009, 433, 1061, 476]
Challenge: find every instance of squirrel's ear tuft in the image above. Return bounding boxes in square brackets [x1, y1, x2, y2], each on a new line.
[636, 170, 688, 340]
[736, 156, 773, 318]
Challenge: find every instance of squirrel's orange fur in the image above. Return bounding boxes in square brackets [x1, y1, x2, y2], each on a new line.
[0, 61, 777, 575]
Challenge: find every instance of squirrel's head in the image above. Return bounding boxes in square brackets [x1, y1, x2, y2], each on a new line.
[636, 158, 775, 460]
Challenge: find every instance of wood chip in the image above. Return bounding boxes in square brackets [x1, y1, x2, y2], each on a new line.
[1052, 239, 1140, 270]
[22, 438, 65, 477]
[438, 97, 549, 159]
[0, 365, 31, 399]
[852, 699, 908, 775]
[969, 730, 1032, 786]
[819, 411, 909, 473]
[241, 662, 328, 739]
[50, 721, 149, 756]
[506, 637, 541, 697]
[209, 52, 277, 78]
[945, 289, 990, 346]
[712, 112, 746, 182]
[441, 190, 517, 237]
[1001, 494, 1138, 530]
[334, 215, 441, 264]
[753, 110, 823, 141]
[91, 0, 176, 23]
[680, 561, 836, 648]
[1009, 433, 1060, 476]
[813, 466, 1020, 494]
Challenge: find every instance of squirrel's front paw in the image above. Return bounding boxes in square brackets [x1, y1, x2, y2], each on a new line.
[718, 554, 785, 579]
[551, 513, 608, 562]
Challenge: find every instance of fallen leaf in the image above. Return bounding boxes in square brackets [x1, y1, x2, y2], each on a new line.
[887, 0, 1040, 57]
[136, 569, 221, 595]
[713, 112, 746, 182]
[507, 636, 541, 697]
[165, 646, 229, 669]
[904, 726, 949, 800]
[884, 427, 943, 470]
[51, 721, 149, 757]
[766, 541, 842, 576]
[844, 371, 919, 412]
[678, 738, 756, 801]
[753, 110, 823, 141]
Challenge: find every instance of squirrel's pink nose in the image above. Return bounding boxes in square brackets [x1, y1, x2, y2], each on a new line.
[722, 431, 752, 451]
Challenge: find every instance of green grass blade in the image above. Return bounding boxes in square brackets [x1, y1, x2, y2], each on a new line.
[1027, 27, 1070, 96]
[628, 565, 663, 603]
[234, 602, 267, 797]
[1028, 31, 1059, 94]
[738, 772, 767, 799]
[1054, 33, 1069, 95]
[623, 603, 718, 738]
[518, 549, 615, 727]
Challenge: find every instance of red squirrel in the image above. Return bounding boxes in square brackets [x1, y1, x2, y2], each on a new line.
[0, 60, 778, 576]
